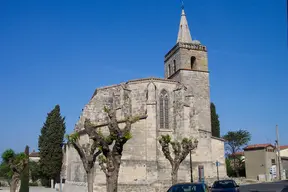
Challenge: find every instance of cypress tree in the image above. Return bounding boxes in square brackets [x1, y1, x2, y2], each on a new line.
[38, 105, 66, 187]
[210, 102, 220, 138]
[19, 145, 29, 192]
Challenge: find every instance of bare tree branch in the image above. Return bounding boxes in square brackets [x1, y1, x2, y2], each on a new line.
[159, 135, 174, 166]
[159, 135, 198, 185]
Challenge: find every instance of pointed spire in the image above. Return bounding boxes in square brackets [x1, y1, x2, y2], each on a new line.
[177, 7, 193, 44]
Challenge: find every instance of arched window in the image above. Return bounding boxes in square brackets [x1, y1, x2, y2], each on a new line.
[173, 60, 176, 72]
[191, 56, 196, 69]
[160, 90, 169, 129]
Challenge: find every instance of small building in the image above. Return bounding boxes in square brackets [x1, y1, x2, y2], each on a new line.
[29, 150, 40, 162]
[280, 146, 288, 157]
[279, 146, 288, 178]
[244, 144, 277, 180]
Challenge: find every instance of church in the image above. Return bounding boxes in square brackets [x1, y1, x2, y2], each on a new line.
[63, 6, 226, 192]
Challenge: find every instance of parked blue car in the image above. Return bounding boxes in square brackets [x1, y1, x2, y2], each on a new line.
[210, 180, 239, 192]
[167, 182, 210, 192]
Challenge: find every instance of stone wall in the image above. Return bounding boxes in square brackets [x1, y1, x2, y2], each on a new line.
[211, 137, 226, 178]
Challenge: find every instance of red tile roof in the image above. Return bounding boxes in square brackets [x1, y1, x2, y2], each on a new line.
[280, 145, 288, 150]
[29, 150, 40, 157]
[228, 151, 244, 157]
[244, 143, 275, 150]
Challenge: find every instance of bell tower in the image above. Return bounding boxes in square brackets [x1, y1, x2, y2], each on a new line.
[164, 8, 208, 79]
[164, 7, 211, 133]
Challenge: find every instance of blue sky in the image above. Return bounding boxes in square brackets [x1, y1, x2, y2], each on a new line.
[0, 0, 287, 154]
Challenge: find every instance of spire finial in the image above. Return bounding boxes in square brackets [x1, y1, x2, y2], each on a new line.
[177, 0, 193, 44]
[181, 0, 184, 10]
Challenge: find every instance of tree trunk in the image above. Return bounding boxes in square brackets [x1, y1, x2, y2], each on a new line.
[10, 173, 21, 192]
[106, 163, 120, 192]
[233, 157, 239, 177]
[87, 169, 94, 192]
[235, 170, 240, 177]
[171, 171, 178, 185]
[171, 164, 180, 185]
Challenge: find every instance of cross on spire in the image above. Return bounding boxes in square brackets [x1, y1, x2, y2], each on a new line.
[177, 1, 193, 44]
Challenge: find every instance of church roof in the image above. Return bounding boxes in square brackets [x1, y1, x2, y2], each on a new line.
[177, 8, 193, 44]
[91, 77, 181, 99]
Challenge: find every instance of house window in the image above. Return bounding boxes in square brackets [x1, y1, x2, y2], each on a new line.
[191, 56, 196, 69]
[173, 60, 176, 72]
[160, 90, 169, 129]
[271, 159, 276, 165]
[267, 148, 274, 152]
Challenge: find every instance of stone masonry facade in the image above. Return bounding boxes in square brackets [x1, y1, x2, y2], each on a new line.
[63, 7, 226, 192]
[63, 78, 226, 192]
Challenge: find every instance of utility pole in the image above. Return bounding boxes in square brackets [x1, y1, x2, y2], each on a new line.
[276, 125, 282, 180]
[59, 143, 65, 192]
[190, 150, 193, 182]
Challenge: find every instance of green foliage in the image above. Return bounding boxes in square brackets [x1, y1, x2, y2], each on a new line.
[40, 177, 50, 187]
[182, 138, 191, 144]
[96, 128, 104, 137]
[104, 135, 114, 144]
[103, 106, 110, 113]
[2, 149, 16, 163]
[0, 162, 13, 184]
[210, 102, 220, 138]
[225, 157, 246, 177]
[98, 155, 107, 163]
[15, 153, 27, 162]
[223, 129, 251, 154]
[130, 116, 140, 124]
[225, 158, 234, 177]
[159, 135, 171, 144]
[29, 161, 41, 183]
[159, 135, 198, 155]
[1, 149, 27, 167]
[123, 131, 132, 140]
[223, 130, 250, 177]
[66, 132, 79, 143]
[0, 149, 29, 186]
[38, 105, 66, 187]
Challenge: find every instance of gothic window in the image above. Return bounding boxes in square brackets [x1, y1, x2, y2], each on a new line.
[173, 60, 176, 72]
[191, 56, 196, 69]
[160, 90, 169, 129]
[168, 64, 171, 76]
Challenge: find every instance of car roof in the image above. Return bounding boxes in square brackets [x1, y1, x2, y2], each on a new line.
[171, 182, 207, 186]
[214, 180, 235, 182]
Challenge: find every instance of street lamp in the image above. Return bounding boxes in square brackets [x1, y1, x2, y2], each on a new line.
[190, 150, 193, 183]
[59, 143, 66, 192]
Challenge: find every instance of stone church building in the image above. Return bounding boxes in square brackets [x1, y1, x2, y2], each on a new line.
[63, 7, 226, 192]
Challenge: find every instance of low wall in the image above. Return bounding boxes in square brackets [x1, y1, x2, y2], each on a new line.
[0, 180, 9, 187]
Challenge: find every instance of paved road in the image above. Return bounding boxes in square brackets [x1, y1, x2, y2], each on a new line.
[0, 186, 55, 192]
[240, 181, 288, 192]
